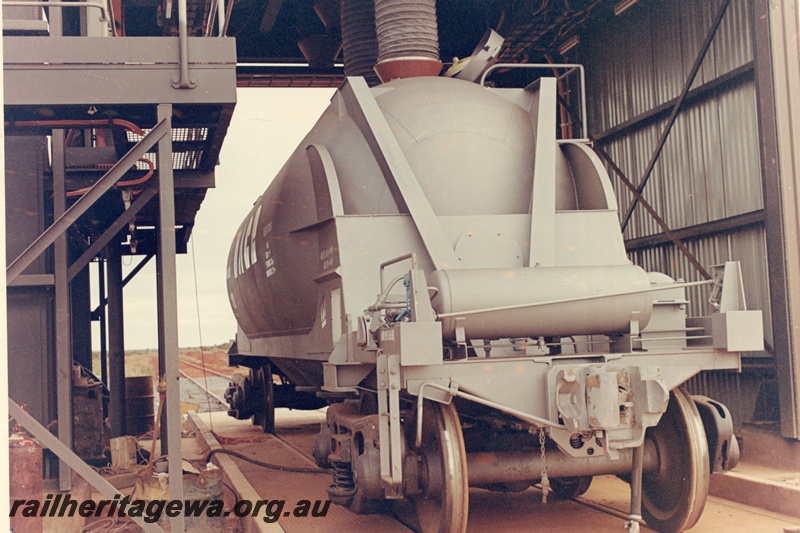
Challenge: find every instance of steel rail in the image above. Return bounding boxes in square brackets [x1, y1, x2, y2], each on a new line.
[178, 369, 229, 406]
[180, 358, 233, 380]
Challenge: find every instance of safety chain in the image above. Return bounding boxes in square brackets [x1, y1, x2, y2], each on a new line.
[539, 428, 551, 503]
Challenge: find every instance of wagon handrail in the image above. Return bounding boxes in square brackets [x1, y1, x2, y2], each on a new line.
[480, 62, 588, 140]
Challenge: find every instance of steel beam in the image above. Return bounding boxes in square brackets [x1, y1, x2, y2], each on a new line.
[593, 62, 755, 144]
[624, 210, 765, 251]
[529, 77, 558, 267]
[63, 170, 216, 191]
[155, 104, 185, 532]
[67, 187, 158, 282]
[620, 0, 733, 232]
[9, 399, 165, 533]
[47, 0, 63, 36]
[6, 274, 54, 287]
[595, 143, 711, 280]
[90, 254, 154, 317]
[6, 119, 169, 284]
[53, 130, 73, 491]
[106, 239, 126, 438]
[3, 37, 236, 106]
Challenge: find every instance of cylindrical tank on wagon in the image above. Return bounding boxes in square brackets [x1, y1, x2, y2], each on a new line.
[429, 265, 654, 340]
[227, 76, 543, 340]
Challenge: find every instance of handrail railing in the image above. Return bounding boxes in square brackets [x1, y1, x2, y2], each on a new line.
[481, 62, 588, 139]
[2, 0, 114, 35]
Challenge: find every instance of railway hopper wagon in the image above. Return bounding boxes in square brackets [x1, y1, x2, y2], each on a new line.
[224, 71, 763, 533]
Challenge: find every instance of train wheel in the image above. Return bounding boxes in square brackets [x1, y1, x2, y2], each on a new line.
[258, 365, 275, 434]
[250, 368, 264, 428]
[642, 387, 710, 533]
[413, 400, 469, 533]
[549, 476, 593, 500]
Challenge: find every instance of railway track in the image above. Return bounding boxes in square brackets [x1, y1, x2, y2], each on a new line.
[193, 397, 800, 532]
[176, 361, 800, 532]
[179, 357, 235, 380]
[178, 369, 229, 408]
[269, 424, 651, 532]
[177, 363, 652, 530]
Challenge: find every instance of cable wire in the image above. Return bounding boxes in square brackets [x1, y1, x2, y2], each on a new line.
[190, 234, 214, 430]
[205, 448, 331, 475]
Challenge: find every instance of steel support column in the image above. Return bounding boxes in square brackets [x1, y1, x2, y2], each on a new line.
[155, 103, 185, 531]
[752, 0, 800, 438]
[106, 239, 126, 438]
[52, 129, 73, 491]
[47, 0, 63, 36]
[98, 260, 108, 387]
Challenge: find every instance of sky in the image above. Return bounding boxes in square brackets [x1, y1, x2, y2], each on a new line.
[101, 87, 336, 349]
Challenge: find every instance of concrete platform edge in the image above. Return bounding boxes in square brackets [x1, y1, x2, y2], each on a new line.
[187, 411, 287, 533]
[710, 470, 800, 519]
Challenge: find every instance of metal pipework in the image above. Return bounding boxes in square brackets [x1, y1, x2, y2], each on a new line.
[466, 441, 657, 486]
[416, 381, 566, 448]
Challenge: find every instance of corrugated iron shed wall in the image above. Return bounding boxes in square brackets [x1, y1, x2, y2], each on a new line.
[577, 0, 772, 427]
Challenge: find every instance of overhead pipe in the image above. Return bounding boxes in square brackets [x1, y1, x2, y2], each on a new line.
[373, 0, 442, 82]
[172, 0, 197, 89]
[340, 0, 381, 86]
[4, 118, 145, 136]
[66, 158, 155, 197]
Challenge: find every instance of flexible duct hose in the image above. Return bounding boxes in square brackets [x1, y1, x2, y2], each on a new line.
[374, 0, 439, 62]
[340, 0, 381, 86]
